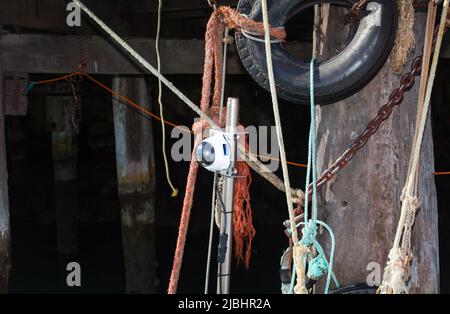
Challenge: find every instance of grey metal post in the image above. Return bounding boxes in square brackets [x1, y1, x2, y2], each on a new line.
[217, 97, 239, 294]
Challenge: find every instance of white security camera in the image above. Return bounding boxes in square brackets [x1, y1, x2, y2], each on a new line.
[195, 130, 233, 172]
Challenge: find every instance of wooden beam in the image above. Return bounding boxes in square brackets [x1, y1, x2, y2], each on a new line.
[0, 43, 11, 293]
[131, 0, 238, 13]
[0, 0, 131, 35]
[112, 76, 157, 293]
[0, 34, 245, 75]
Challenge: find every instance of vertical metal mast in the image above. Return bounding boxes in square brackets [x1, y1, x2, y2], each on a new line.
[217, 97, 239, 294]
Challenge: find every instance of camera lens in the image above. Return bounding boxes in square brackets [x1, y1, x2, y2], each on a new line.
[196, 142, 215, 166]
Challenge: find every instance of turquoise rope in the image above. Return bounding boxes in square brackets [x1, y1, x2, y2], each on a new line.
[288, 221, 339, 293]
[287, 59, 339, 294]
[310, 58, 318, 223]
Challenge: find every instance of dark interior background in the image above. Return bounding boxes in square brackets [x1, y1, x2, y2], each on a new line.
[1, 0, 449, 293]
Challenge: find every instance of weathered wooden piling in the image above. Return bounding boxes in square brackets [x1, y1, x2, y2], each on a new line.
[112, 76, 157, 293]
[316, 10, 439, 293]
[46, 95, 79, 255]
[0, 46, 11, 293]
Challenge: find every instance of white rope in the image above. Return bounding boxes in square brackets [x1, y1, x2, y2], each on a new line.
[156, 0, 179, 197]
[261, 0, 298, 244]
[72, 0, 216, 128]
[241, 29, 283, 44]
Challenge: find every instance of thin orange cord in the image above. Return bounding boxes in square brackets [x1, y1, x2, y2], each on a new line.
[31, 72, 82, 85]
[29, 73, 450, 175]
[83, 73, 189, 133]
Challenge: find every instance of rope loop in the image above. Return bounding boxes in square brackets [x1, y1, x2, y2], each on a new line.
[307, 254, 328, 280]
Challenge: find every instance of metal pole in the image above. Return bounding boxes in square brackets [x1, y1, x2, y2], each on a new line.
[217, 97, 239, 294]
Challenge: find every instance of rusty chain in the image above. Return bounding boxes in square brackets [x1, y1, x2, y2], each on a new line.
[66, 35, 86, 131]
[302, 25, 440, 206]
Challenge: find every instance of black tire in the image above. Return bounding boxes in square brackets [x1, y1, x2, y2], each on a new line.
[235, 0, 398, 105]
[330, 283, 378, 294]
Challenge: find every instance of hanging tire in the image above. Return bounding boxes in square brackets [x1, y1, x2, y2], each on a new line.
[235, 0, 398, 105]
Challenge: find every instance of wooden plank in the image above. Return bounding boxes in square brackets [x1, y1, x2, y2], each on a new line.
[0, 34, 245, 75]
[315, 10, 439, 293]
[0, 43, 11, 293]
[131, 0, 238, 13]
[112, 76, 157, 293]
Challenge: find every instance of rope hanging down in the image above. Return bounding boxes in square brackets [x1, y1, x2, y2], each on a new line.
[233, 149, 255, 269]
[260, 0, 299, 250]
[204, 25, 231, 295]
[378, 0, 449, 294]
[289, 59, 338, 295]
[259, 0, 337, 295]
[155, 0, 179, 197]
[168, 11, 223, 294]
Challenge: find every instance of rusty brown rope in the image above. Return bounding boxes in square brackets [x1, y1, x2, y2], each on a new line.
[217, 6, 286, 41]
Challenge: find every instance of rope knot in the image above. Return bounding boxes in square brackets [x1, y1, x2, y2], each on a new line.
[307, 254, 328, 280]
[192, 120, 208, 135]
[215, 6, 286, 41]
[300, 220, 318, 246]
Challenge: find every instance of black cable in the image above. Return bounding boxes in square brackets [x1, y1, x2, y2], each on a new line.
[215, 176, 229, 293]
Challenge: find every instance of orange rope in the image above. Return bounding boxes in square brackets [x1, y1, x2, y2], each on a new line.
[31, 72, 82, 85]
[234, 159, 255, 269]
[167, 10, 221, 295]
